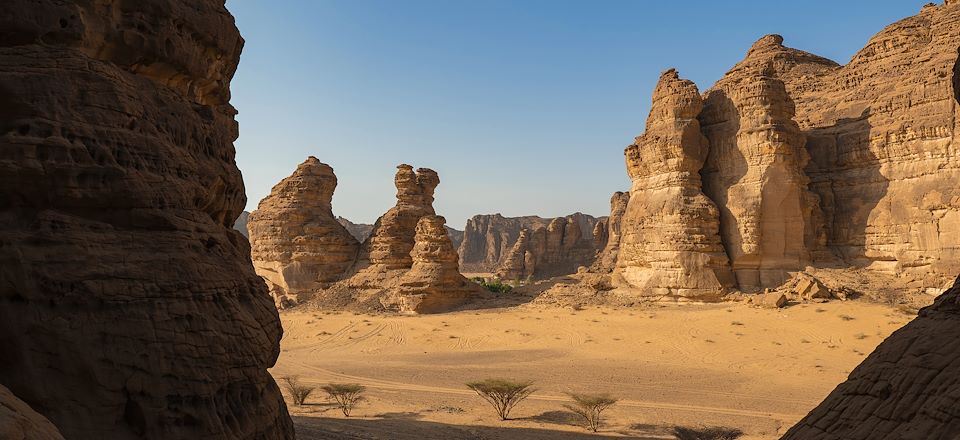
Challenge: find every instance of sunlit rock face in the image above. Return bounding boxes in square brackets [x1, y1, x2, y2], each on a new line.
[0, 0, 293, 438]
[589, 191, 630, 274]
[248, 157, 360, 306]
[613, 69, 735, 299]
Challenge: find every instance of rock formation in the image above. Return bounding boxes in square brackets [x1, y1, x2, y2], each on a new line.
[699, 41, 826, 291]
[0, 385, 64, 440]
[613, 70, 735, 299]
[782, 276, 960, 439]
[600, 2, 960, 298]
[233, 210, 250, 237]
[0, 0, 293, 438]
[354, 165, 439, 273]
[590, 191, 630, 273]
[248, 157, 360, 306]
[384, 215, 480, 313]
[459, 213, 605, 278]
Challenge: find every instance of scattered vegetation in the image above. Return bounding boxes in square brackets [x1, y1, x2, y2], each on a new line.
[671, 426, 744, 440]
[731, 321, 744, 326]
[472, 277, 514, 294]
[839, 314, 856, 321]
[281, 376, 315, 406]
[564, 393, 618, 432]
[466, 378, 535, 420]
[321, 383, 366, 417]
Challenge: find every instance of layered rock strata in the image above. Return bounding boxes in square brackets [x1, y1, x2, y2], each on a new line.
[0, 385, 64, 440]
[0, 0, 293, 438]
[386, 215, 480, 313]
[613, 70, 735, 299]
[459, 213, 605, 278]
[782, 276, 960, 439]
[248, 157, 360, 306]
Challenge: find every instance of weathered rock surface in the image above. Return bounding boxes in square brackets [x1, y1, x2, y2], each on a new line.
[700, 58, 824, 291]
[613, 70, 735, 299]
[248, 157, 359, 306]
[459, 213, 605, 278]
[0, 385, 64, 440]
[233, 210, 250, 237]
[590, 191, 630, 273]
[708, 2, 960, 289]
[354, 165, 439, 273]
[782, 276, 960, 439]
[385, 215, 480, 313]
[0, 0, 293, 438]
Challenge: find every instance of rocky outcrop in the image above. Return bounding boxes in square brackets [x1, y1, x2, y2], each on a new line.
[354, 165, 439, 272]
[709, 2, 960, 289]
[496, 229, 536, 280]
[0, 0, 292, 438]
[459, 213, 605, 278]
[337, 216, 375, 242]
[234, 210, 250, 237]
[613, 70, 735, 299]
[699, 58, 824, 291]
[782, 276, 960, 439]
[248, 157, 360, 306]
[0, 385, 64, 440]
[590, 191, 630, 273]
[384, 215, 480, 313]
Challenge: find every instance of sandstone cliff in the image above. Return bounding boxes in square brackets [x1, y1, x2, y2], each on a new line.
[459, 213, 605, 278]
[602, 1, 960, 298]
[248, 157, 360, 306]
[613, 70, 735, 299]
[782, 276, 960, 439]
[338, 216, 375, 242]
[0, 0, 293, 438]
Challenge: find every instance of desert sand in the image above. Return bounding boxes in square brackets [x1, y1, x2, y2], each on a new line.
[271, 300, 912, 439]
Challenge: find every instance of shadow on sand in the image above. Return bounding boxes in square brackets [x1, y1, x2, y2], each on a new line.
[292, 415, 675, 440]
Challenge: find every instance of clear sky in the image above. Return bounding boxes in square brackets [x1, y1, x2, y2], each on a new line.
[226, 0, 928, 228]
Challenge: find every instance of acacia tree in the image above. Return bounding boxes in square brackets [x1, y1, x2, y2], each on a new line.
[281, 376, 315, 406]
[321, 383, 366, 417]
[466, 379, 535, 420]
[564, 392, 618, 432]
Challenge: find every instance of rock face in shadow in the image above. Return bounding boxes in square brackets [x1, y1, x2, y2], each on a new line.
[0, 0, 293, 438]
[337, 216, 463, 250]
[386, 215, 480, 313]
[590, 191, 630, 273]
[782, 276, 960, 439]
[0, 385, 64, 440]
[248, 157, 360, 306]
[614, 70, 735, 299]
[699, 55, 824, 291]
[459, 213, 605, 278]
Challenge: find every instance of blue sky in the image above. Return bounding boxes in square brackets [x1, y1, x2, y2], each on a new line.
[226, 0, 928, 228]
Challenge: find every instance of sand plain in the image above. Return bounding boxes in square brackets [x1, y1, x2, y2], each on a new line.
[272, 300, 912, 439]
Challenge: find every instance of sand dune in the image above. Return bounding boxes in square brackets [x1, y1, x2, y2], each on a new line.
[272, 300, 911, 439]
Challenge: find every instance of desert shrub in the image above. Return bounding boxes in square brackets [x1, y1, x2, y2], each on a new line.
[564, 393, 618, 432]
[466, 378, 535, 420]
[471, 278, 514, 294]
[671, 426, 744, 440]
[321, 383, 366, 417]
[281, 376, 315, 406]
